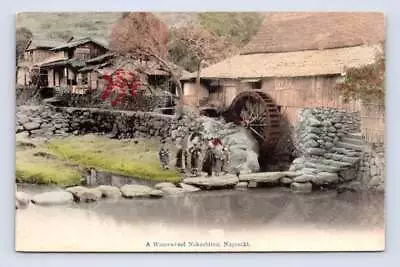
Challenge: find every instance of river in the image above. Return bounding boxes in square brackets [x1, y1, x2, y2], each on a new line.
[15, 185, 385, 252]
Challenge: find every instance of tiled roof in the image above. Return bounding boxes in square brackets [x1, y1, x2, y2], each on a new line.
[51, 37, 108, 51]
[25, 39, 65, 50]
[40, 58, 86, 68]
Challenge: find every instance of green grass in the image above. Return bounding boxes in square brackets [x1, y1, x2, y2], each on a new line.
[47, 135, 181, 182]
[16, 147, 82, 187]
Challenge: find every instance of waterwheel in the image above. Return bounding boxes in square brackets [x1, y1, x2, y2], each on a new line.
[229, 90, 281, 149]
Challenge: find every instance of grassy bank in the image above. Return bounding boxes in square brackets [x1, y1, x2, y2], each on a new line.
[47, 135, 180, 183]
[16, 144, 82, 187]
[16, 134, 181, 186]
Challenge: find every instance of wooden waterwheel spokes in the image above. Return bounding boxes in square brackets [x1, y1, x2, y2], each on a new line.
[229, 90, 281, 149]
[248, 126, 265, 140]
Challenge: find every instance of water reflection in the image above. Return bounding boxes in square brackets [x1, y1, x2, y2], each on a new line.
[15, 187, 385, 252]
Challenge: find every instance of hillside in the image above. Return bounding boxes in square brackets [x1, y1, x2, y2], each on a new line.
[16, 12, 264, 71]
[16, 12, 199, 43]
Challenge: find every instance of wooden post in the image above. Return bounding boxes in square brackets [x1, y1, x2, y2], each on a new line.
[89, 72, 91, 90]
[196, 59, 202, 108]
[66, 67, 69, 86]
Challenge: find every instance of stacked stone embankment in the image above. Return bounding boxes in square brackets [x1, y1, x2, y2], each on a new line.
[16, 105, 201, 143]
[288, 108, 367, 192]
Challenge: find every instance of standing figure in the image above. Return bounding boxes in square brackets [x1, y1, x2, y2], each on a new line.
[213, 147, 224, 176]
[211, 137, 224, 176]
[221, 147, 231, 174]
[175, 144, 188, 174]
[158, 140, 170, 169]
[202, 137, 215, 177]
[189, 143, 202, 176]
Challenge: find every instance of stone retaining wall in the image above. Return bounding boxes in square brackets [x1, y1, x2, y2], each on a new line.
[359, 143, 385, 191]
[16, 105, 201, 142]
[289, 108, 365, 190]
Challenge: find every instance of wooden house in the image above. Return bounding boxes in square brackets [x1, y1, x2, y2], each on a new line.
[39, 37, 108, 92]
[16, 39, 65, 86]
[78, 54, 190, 95]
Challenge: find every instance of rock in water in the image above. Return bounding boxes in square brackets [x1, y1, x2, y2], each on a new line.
[66, 186, 102, 202]
[154, 182, 177, 190]
[182, 175, 239, 190]
[32, 191, 73, 205]
[159, 187, 186, 195]
[96, 185, 122, 198]
[120, 184, 164, 198]
[179, 183, 201, 192]
[16, 191, 31, 209]
[66, 186, 87, 195]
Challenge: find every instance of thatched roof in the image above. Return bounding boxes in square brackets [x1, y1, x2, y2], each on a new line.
[241, 12, 385, 54]
[182, 45, 381, 80]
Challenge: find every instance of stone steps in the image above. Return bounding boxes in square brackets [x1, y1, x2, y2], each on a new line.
[346, 132, 363, 140]
[331, 147, 362, 157]
[336, 141, 365, 152]
[304, 162, 341, 173]
[324, 153, 361, 164]
[341, 136, 365, 146]
[309, 158, 353, 168]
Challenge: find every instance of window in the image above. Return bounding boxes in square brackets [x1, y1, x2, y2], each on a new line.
[75, 48, 91, 60]
[240, 79, 262, 90]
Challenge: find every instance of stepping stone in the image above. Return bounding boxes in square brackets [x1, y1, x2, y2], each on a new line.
[120, 184, 164, 198]
[32, 191, 73, 206]
[179, 183, 201, 192]
[96, 185, 122, 198]
[183, 175, 239, 190]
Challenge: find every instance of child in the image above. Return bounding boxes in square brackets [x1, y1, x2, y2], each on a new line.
[158, 140, 170, 169]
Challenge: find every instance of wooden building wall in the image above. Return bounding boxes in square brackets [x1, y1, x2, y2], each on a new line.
[16, 68, 31, 86]
[261, 75, 384, 144]
[260, 75, 361, 124]
[73, 42, 107, 60]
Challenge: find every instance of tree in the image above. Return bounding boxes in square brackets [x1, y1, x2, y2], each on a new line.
[110, 12, 168, 58]
[198, 12, 264, 47]
[16, 27, 32, 62]
[335, 48, 385, 105]
[168, 26, 238, 104]
[101, 68, 141, 106]
[168, 26, 237, 72]
[109, 12, 184, 99]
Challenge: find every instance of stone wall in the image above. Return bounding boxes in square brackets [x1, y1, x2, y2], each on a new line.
[359, 143, 385, 191]
[16, 105, 201, 142]
[289, 108, 366, 191]
[16, 105, 261, 174]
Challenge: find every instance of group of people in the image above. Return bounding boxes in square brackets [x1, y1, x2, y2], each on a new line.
[158, 135, 231, 177]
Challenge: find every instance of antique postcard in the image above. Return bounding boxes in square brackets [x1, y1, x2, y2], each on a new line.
[15, 12, 385, 252]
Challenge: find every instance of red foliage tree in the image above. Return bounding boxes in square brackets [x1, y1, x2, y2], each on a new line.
[109, 12, 184, 101]
[101, 68, 141, 106]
